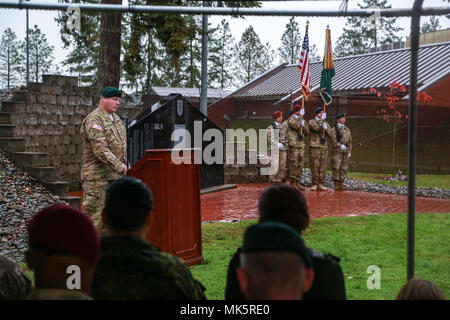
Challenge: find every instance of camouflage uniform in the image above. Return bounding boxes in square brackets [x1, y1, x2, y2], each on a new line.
[92, 236, 207, 300]
[80, 107, 127, 231]
[267, 121, 287, 183]
[308, 117, 332, 188]
[284, 114, 309, 186]
[330, 124, 352, 188]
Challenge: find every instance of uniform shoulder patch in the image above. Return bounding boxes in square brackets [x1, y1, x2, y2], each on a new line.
[91, 123, 103, 131]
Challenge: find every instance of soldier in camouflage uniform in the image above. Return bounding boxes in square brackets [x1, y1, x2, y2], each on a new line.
[330, 113, 352, 190]
[92, 177, 206, 300]
[308, 107, 332, 191]
[283, 104, 309, 191]
[267, 111, 287, 183]
[80, 87, 127, 232]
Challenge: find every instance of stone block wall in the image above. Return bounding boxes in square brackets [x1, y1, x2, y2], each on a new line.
[5, 75, 143, 190]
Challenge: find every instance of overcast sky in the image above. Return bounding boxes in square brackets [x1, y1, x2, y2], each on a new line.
[0, 0, 448, 76]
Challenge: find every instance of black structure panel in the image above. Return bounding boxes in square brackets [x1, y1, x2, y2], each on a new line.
[127, 94, 224, 189]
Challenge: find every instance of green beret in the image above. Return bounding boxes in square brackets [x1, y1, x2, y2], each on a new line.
[336, 113, 346, 119]
[314, 107, 323, 115]
[242, 222, 313, 267]
[101, 86, 124, 98]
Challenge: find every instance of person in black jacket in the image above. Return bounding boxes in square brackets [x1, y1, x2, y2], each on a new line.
[225, 184, 346, 300]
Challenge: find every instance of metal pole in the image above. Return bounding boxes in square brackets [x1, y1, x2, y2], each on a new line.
[0, 1, 448, 17]
[407, 0, 424, 281]
[26, 8, 29, 85]
[200, 0, 208, 116]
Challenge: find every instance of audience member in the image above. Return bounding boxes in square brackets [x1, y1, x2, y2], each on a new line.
[0, 255, 32, 300]
[397, 279, 445, 300]
[236, 222, 314, 300]
[225, 183, 346, 300]
[26, 204, 100, 300]
[92, 176, 206, 300]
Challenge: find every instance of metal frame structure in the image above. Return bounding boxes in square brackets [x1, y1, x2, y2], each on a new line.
[1, 1, 448, 16]
[1, 0, 449, 281]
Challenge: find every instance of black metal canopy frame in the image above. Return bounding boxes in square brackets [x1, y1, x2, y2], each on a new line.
[0, 0, 446, 281]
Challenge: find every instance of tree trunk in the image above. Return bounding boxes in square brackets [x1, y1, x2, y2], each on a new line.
[97, 0, 122, 89]
[7, 48, 10, 89]
[36, 45, 39, 83]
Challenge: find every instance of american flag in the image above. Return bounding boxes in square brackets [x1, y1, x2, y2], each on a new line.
[298, 25, 310, 97]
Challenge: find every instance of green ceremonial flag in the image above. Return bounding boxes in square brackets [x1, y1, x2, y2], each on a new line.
[319, 27, 335, 105]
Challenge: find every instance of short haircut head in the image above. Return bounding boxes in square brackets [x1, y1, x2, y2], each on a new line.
[258, 184, 309, 233]
[104, 177, 153, 232]
[397, 279, 445, 300]
[240, 251, 306, 300]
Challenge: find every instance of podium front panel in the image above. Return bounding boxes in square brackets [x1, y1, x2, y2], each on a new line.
[128, 149, 203, 266]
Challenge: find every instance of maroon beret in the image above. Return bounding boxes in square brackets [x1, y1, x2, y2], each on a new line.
[27, 204, 100, 266]
[272, 111, 282, 119]
[293, 104, 302, 112]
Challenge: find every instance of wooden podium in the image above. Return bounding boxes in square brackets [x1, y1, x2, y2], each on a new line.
[128, 149, 203, 266]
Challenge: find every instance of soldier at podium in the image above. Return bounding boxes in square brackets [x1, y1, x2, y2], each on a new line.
[80, 87, 128, 232]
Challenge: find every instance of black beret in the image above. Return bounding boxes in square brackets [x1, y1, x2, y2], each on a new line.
[242, 222, 313, 267]
[336, 113, 346, 119]
[314, 107, 323, 115]
[101, 86, 124, 98]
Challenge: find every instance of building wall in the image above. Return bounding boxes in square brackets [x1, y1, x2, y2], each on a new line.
[211, 86, 450, 174]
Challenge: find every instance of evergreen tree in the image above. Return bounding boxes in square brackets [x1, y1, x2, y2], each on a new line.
[233, 25, 274, 86]
[310, 44, 320, 62]
[56, 0, 260, 91]
[184, 15, 202, 88]
[0, 28, 23, 89]
[420, 16, 442, 33]
[208, 19, 234, 89]
[23, 25, 55, 83]
[278, 17, 302, 65]
[334, 0, 403, 57]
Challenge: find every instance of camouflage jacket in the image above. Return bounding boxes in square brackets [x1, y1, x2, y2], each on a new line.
[308, 117, 332, 149]
[283, 114, 309, 148]
[330, 124, 352, 154]
[267, 121, 287, 150]
[92, 236, 207, 300]
[80, 107, 127, 181]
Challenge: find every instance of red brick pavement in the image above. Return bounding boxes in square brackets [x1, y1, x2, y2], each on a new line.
[201, 183, 450, 222]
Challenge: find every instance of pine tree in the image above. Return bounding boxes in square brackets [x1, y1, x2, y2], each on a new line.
[56, 0, 261, 91]
[233, 25, 274, 86]
[0, 28, 23, 89]
[278, 17, 302, 65]
[184, 15, 202, 88]
[310, 44, 320, 63]
[420, 16, 442, 33]
[334, 0, 403, 57]
[208, 19, 234, 89]
[23, 25, 55, 83]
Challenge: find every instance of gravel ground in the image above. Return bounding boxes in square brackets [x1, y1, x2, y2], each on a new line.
[299, 169, 450, 199]
[0, 149, 66, 261]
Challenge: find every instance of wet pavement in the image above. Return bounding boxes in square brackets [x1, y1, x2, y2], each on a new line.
[200, 183, 450, 222]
